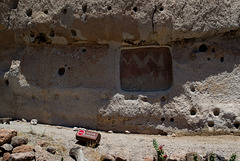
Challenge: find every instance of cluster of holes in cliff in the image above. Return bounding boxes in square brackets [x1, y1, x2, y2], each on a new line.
[208, 121, 214, 127]
[49, 29, 55, 37]
[234, 121, 240, 129]
[190, 84, 196, 92]
[160, 96, 166, 103]
[9, 0, 19, 9]
[26, 8, 32, 17]
[133, 6, 138, 12]
[4, 79, 9, 86]
[190, 107, 197, 115]
[43, 9, 48, 14]
[213, 108, 220, 116]
[71, 29, 77, 37]
[107, 6, 112, 11]
[82, 4, 87, 14]
[62, 8, 67, 14]
[33, 33, 49, 44]
[161, 117, 174, 122]
[58, 68, 65, 76]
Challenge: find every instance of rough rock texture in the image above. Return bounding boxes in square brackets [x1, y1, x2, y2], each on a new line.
[9, 152, 35, 161]
[34, 145, 60, 161]
[12, 145, 33, 154]
[0, 0, 240, 135]
[11, 136, 28, 147]
[0, 130, 17, 146]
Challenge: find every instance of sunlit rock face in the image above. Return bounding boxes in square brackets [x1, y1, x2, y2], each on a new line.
[0, 0, 240, 135]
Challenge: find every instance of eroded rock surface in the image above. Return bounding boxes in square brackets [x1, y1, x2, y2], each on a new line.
[0, 0, 240, 135]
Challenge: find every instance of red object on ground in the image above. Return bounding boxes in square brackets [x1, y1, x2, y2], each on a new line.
[76, 129, 101, 145]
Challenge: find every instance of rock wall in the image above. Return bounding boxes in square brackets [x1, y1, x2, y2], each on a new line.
[0, 0, 240, 135]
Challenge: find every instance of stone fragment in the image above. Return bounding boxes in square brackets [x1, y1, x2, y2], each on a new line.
[30, 119, 37, 125]
[21, 119, 27, 122]
[1, 144, 13, 152]
[37, 140, 49, 147]
[3, 152, 10, 161]
[69, 147, 84, 161]
[204, 153, 226, 161]
[171, 133, 176, 137]
[35, 145, 60, 161]
[108, 130, 113, 133]
[11, 136, 28, 147]
[115, 156, 127, 161]
[9, 152, 35, 161]
[12, 145, 33, 153]
[0, 129, 17, 146]
[46, 146, 56, 154]
[73, 127, 78, 131]
[168, 152, 185, 161]
[186, 152, 203, 161]
[124, 130, 130, 134]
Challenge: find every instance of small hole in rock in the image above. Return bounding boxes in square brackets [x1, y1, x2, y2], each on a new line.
[68, 67, 70, 70]
[30, 31, 35, 37]
[58, 68, 65, 76]
[213, 108, 220, 116]
[49, 29, 55, 37]
[26, 8, 32, 17]
[190, 107, 197, 115]
[208, 121, 214, 127]
[133, 6, 138, 12]
[43, 9, 48, 14]
[161, 117, 165, 121]
[103, 159, 112, 161]
[220, 57, 224, 62]
[82, 48, 87, 53]
[199, 44, 208, 52]
[212, 48, 215, 53]
[31, 95, 36, 100]
[62, 8, 67, 14]
[159, 6, 164, 11]
[141, 97, 148, 102]
[64, 64, 67, 67]
[34, 33, 47, 44]
[170, 118, 174, 122]
[9, 0, 19, 9]
[190, 84, 195, 92]
[4, 79, 9, 86]
[70, 29, 77, 37]
[207, 57, 211, 61]
[160, 96, 166, 102]
[107, 6, 112, 10]
[82, 4, 87, 14]
[233, 121, 240, 129]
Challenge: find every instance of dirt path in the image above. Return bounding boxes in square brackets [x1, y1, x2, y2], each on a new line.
[1, 121, 240, 161]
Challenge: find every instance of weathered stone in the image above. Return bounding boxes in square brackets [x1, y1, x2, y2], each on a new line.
[101, 154, 115, 161]
[46, 146, 56, 154]
[0, 130, 17, 146]
[35, 145, 60, 161]
[12, 145, 33, 154]
[9, 152, 35, 161]
[69, 147, 84, 161]
[2, 152, 10, 161]
[11, 137, 28, 147]
[30, 119, 37, 125]
[37, 140, 49, 147]
[143, 157, 154, 161]
[1, 144, 13, 152]
[204, 153, 226, 161]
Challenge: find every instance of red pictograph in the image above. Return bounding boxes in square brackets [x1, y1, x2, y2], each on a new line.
[77, 130, 85, 136]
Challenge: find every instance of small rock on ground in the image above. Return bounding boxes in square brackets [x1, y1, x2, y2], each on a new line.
[11, 136, 28, 147]
[9, 152, 35, 161]
[1, 144, 13, 152]
[0, 129, 17, 146]
[12, 145, 33, 154]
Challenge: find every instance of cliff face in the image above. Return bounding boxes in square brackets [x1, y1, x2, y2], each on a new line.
[0, 0, 240, 135]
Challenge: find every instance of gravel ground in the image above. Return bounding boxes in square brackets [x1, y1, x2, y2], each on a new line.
[1, 121, 240, 161]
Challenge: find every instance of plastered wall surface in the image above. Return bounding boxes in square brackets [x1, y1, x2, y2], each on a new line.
[0, 0, 240, 135]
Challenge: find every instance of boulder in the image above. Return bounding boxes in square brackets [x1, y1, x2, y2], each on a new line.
[69, 147, 84, 161]
[10, 137, 28, 147]
[0, 144, 13, 152]
[9, 152, 35, 161]
[12, 145, 33, 154]
[0, 130, 17, 146]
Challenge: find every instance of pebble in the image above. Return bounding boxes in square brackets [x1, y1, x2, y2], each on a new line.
[30, 119, 37, 125]
[124, 130, 130, 134]
[73, 127, 78, 131]
[22, 119, 27, 122]
[108, 130, 113, 133]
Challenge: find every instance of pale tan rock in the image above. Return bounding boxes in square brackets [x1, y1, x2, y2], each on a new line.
[12, 145, 33, 154]
[0, 130, 17, 146]
[9, 152, 35, 161]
